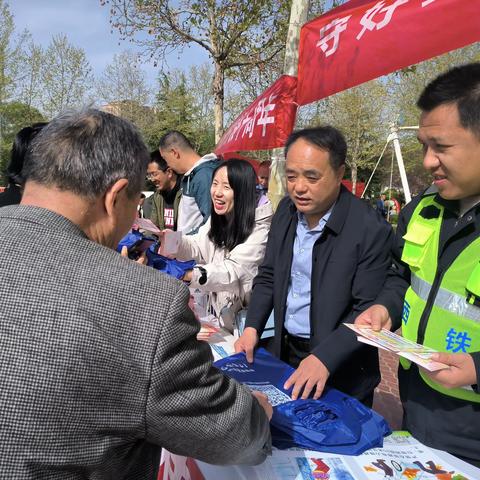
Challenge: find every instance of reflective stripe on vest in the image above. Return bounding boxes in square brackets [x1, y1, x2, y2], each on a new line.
[411, 273, 480, 323]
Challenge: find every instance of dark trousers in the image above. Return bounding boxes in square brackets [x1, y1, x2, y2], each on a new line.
[282, 333, 310, 369]
[277, 333, 374, 407]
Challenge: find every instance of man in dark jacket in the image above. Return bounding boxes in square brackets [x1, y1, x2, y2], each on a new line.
[355, 63, 480, 467]
[235, 126, 393, 406]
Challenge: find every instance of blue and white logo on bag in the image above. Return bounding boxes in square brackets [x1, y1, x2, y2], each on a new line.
[218, 361, 255, 374]
[245, 382, 291, 406]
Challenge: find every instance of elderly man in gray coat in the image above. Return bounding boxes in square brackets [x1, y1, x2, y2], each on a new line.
[0, 109, 272, 479]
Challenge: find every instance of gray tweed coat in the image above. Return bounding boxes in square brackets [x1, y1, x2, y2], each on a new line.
[0, 205, 271, 479]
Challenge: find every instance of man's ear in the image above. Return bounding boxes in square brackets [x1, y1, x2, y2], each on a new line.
[166, 167, 173, 179]
[337, 164, 346, 182]
[171, 147, 181, 159]
[104, 178, 129, 216]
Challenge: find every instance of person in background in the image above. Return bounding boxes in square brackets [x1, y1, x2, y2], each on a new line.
[147, 150, 181, 230]
[137, 193, 146, 218]
[159, 130, 218, 234]
[0, 123, 47, 207]
[355, 63, 480, 467]
[143, 193, 154, 219]
[256, 160, 271, 206]
[257, 160, 271, 194]
[171, 159, 273, 324]
[375, 193, 387, 218]
[235, 126, 393, 405]
[0, 109, 272, 478]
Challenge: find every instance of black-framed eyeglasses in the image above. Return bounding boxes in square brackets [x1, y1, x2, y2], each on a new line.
[146, 166, 170, 180]
[146, 171, 162, 181]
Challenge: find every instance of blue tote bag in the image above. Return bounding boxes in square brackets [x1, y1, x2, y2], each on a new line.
[214, 349, 391, 454]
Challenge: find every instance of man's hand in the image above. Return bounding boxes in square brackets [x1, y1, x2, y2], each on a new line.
[424, 352, 477, 389]
[354, 304, 392, 331]
[283, 354, 330, 400]
[120, 246, 147, 265]
[234, 327, 259, 363]
[251, 391, 273, 420]
[182, 270, 193, 283]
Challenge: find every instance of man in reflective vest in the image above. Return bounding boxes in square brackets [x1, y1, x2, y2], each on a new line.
[355, 63, 480, 467]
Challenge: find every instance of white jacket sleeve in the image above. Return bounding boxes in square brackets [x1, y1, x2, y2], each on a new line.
[177, 203, 273, 296]
[175, 220, 211, 264]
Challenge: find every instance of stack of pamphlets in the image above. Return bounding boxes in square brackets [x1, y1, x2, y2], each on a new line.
[344, 324, 448, 371]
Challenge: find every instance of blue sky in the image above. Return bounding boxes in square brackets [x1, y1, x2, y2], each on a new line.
[10, 0, 209, 87]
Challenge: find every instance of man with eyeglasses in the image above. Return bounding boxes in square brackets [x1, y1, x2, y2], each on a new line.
[147, 150, 182, 230]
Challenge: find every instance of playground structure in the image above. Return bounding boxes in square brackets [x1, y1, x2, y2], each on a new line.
[362, 123, 419, 208]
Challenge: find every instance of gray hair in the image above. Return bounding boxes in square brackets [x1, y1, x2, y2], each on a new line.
[23, 108, 149, 198]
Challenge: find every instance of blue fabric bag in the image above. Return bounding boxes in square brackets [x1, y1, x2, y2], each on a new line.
[145, 245, 195, 280]
[117, 231, 195, 279]
[116, 230, 158, 260]
[116, 230, 144, 253]
[214, 348, 391, 454]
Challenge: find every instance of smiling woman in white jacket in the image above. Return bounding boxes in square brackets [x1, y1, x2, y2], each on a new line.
[174, 159, 273, 321]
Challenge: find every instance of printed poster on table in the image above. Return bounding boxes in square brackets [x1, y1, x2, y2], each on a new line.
[190, 433, 479, 480]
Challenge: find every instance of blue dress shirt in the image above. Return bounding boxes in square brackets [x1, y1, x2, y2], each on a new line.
[284, 207, 333, 338]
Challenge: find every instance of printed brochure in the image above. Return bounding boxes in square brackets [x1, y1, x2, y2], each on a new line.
[344, 324, 448, 371]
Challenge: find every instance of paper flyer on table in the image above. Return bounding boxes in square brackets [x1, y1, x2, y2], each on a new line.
[197, 321, 221, 341]
[195, 433, 479, 480]
[200, 319, 236, 361]
[344, 324, 448, 371]
[346, 432, 479, 479]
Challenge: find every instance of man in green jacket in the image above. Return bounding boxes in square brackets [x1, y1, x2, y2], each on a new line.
[147, 150, 182, 230]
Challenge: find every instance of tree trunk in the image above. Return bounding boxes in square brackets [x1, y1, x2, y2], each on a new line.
[213, 61, 224, 143]
[351, 162, 358, 196]
[351, 120, 361, 196]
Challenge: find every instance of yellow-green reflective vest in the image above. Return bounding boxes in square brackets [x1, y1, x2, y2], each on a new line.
[400, 194, 480, 403]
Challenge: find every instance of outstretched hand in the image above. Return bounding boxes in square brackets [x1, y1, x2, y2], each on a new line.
[251, 391, 273, 420]
[120, 246, 147, 265]
[234, 327, 259, 363]
[354, 304, 392, 331]
[283, 354, 330, 400]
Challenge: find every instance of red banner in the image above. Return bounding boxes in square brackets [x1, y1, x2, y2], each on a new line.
[215, 75, 298, 155]
[342, 179, 365, 197]
[297, 0, 480, 106]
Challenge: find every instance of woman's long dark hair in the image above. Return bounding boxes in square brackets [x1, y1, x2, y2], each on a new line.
[6, 123, 48, 186]
[208, 159, 257, 251]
